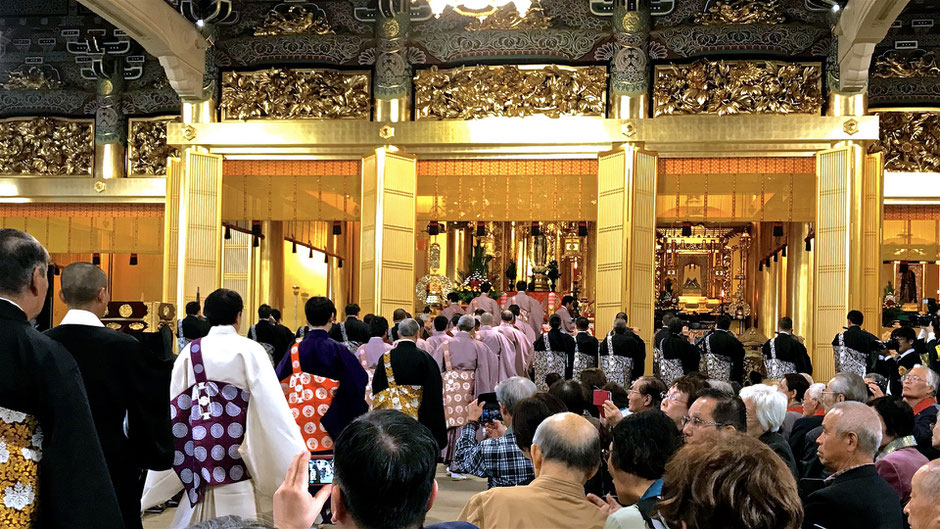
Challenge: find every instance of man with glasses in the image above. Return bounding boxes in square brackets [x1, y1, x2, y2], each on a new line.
[901, 365, 940, 459]
[681, 388, 747, 444]
[660, 375, 708, 429]
[795, 372, 869, 482]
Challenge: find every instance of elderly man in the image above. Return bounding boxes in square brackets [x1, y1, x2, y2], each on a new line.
[371, 318, 447, 450]
[779, 373, 811, 438]
[497, 310, 534, 377]
[0, 229, 123, 528]
[478, 312, 516, 382]
[803, 402, 903, 529]
[459, 412, 608, 529]
[906, 461, 940, 529]
[901, 365, 940, 459]
[45, 263, 173, 529]
[681, 387, 746, 445]
[796, 372, 869, 481]
[660, 375, 708, 429]
[447, 315, 499, 395]
[453, 376, 537, 488]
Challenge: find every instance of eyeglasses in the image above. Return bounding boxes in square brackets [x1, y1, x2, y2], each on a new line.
[681, 416, 726, 429]
[628, 389, 642, 396]
[902, 375, 925, 384]
[664, 393, 688, 405]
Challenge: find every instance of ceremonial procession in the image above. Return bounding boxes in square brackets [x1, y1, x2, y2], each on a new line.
[3, 0, 940, 528]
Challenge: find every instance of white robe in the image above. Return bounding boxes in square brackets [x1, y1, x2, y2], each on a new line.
[141, 325, 305, 528]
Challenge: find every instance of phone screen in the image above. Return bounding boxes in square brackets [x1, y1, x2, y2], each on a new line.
[308, 456, 335, 485]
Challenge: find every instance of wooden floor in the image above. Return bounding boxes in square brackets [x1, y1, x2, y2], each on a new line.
[142, 465, 487, 528]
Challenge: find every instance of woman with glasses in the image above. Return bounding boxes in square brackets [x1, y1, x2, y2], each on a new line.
[660, 375, 708, 429]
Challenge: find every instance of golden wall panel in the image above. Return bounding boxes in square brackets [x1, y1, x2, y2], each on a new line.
[163, 157, 182, 303]
[128, 117, 181, 176]
[861, 153, 884, 332]
[222, 229, 252, 317]
[0, 117, 93, 176]
[378, 152, 417, 317]
[595, 149, 628, 336]
[630, 150, 658, 355]
[359, 153, 378, 316]
[814, 146, 855, 382]
[870, 111, 940, 173]
[177, 151, 223, 310]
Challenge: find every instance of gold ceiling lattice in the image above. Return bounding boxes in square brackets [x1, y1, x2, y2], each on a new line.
[653, 60, 823, 117]
[414, 64, 607, 120]
[221, 69, 370, 121]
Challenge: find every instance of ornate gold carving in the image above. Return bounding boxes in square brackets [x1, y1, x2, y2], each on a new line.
[0, 118, 93, 175]
[843, 118, 859, 135]
[181, 125, 197, 141]
[94, 181, 106, 193]
[381, 18, 400, 38]
[621, 121, 637, 137]
[128, 119, 181, 175]
[653, 60, 823, 117]
[872, 51, 940, 79]
[221, 69, 370, 121]
[870, 111, 940, 172]
[118, 303, 134, 318]
[465, 4, 552, 31]
[415, 65, 606, 120]
[694, 0, 786, 25]
[379, 125, 395, 139]
[254, 3, 333, 36]
[3, 66, 63, 90]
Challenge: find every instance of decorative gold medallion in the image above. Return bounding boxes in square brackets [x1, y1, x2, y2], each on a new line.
[843, 118, 859, 135]
[379, 125, 395, 139]
[93, 180, 106, 193]
[181, 125, 197, 141]
[621, 121, 637, 137]
[382, 18, 400, 38]
[119, 303, 134, 318]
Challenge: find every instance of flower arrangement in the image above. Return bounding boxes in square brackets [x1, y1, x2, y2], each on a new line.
[452, 283, 501, 304]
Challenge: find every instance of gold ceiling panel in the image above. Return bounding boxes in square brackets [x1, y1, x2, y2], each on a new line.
[221, 68, 370, 121]
[870, 111, 940, 173]
[0, 117, 93, 176]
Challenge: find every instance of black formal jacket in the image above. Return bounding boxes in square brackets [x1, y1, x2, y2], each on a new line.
[252, 319, 292, 365]
[927, 338, 940, 374]
[574, 331, 600, 379]
[45, 322, 174, 529]
[762, 333, 813, 375]
[760, 430, 798, 480]
[329, 316, 370, 345]
[660, 332, 701, 375]
[701, 329, 746, 384]
[833, 325, 884, 371]
[876, 349, 921, 397]
[598, 332, 646, 385]
[371, 340, 448, 450]
[798, 425, 828, 482]
[789, 414, 823, 457]
[180, 314, 210, 340]
[912, 403, 940, 460]
[802, 465, 903, 529]
[0, 300, 123, 528]
[535, 328, 577, 379]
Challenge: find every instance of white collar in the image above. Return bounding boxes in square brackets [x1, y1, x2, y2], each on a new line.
[208, 325, 238, 336]
[0, 297, 27, 317]
[59, 309, 104, 328]
[899, 348, 917, 359]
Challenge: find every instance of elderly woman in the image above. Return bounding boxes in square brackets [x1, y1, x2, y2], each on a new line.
[655, 431, 802, 529]
[739, 384, 798, 478]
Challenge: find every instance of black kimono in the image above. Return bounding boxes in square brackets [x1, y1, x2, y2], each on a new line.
[762, 333, 813, 376]
[876, 349, 921, 398]
[660, 332, 701, 377]
[574, 330, 600, 380]
[534, 328, 577, 379]
[701, 329, 746, 384]
[371, 340, 448, 450]
[598, 332, 646, 386]
[329, 316, 370, 345]
[45, 322, 174, 529]
[0, 300, 123, 528]
[832, 325, 883, 376]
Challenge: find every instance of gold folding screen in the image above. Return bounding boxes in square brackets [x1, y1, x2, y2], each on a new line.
[360, 148, 417, 319]
[176, 150, 224, 311]
[163, 156, 182, 303]
[596, 146, 658, 370]
[862, 153, 884, 336]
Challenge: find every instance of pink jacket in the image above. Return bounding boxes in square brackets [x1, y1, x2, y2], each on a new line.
[875, 445, 929, 504]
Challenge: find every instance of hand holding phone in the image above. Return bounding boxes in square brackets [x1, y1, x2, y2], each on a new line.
[308, 456, 335, 485]
[593, 389, 612, 418]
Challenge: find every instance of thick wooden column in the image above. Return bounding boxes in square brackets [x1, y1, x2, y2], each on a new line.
[359, 147, 416, 319]
[175, 149, 224, 311]
[596, 145, 658, 371]
[813, 144, 882, 381]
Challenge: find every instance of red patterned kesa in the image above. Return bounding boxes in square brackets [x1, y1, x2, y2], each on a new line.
[170, 338, 252, 507]
[280, 341, 340, 452]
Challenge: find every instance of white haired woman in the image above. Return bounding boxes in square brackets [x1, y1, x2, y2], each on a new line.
[740, 383, 799, 479]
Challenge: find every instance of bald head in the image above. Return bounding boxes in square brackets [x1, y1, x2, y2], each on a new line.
[481, 312, 494, 326]
[532, 412, 600, 474]
[501, 310, 514, 323]
[61, 262, 108, 307]
[907, 461, 940, 529]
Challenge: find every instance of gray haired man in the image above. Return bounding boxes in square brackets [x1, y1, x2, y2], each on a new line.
[803, 401, 904, 529]
[372, 317, 447, 450]
[0, 229, 124, 527]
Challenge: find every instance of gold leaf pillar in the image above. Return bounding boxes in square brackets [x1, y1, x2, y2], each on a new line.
[163, 156, 183, 304]
[259, 221, 285, 310]
[359, 147, 416, 319]
[175, 150, 224, 312]
[596, 145, 657, 370]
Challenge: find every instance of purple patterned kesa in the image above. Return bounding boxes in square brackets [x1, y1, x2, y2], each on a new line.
[170, 338, 252, 506]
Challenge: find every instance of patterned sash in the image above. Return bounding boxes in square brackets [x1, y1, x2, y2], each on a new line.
[601, 334, 633, 388]
[338, 322, 362, 354]
[372, 351, 423, 419]
[534, 332, 566, 390]
[765, 336, 798, 379]
[833, 332, 867, 377]
[658, 338, 684, 387]
[0, 406, 41, 527]
[571, 333, 596, 381]
[279, 340, 340, 452]
[442, 344, 475, 428]
[703, 332, 733, 382]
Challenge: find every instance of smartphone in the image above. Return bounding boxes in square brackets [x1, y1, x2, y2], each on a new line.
[480, 407, 503, 425]
[593, 389, 612, 418]
[308, 455, 335, 485]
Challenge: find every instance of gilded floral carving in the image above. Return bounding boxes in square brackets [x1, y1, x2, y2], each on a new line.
[693, 0, 786, 25]
[0, 118, 92, 175]
[653, 60, 822, 116]
[464, 4, 552, 31]
[872, 51, 940, 79]
[870, 112, 940, 172]
[128, 119, 181, 176]
[3, 66, 63, 90]
[253, 3, 333, 36]
[414, 64, 606, 120]
[220, 69, 370, 120]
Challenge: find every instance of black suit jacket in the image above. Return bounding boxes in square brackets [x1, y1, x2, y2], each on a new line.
[802, 465, 903, 529]
[329, 317, 370, 345]
[660, 333, 701, 375]
[913, 404, 940, 460]
[180, 315, 210, 340]
[371, 340, 447, 450]
[760, 430, 798, 480]
[0, 300, 123, 528]
[45, 323, 174, 529]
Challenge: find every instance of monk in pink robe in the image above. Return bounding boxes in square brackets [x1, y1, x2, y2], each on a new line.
[497, 310, 535, 377]
[426, 315, 453, 370]
[477, 313, 516, 382]
[468, 284, 502, 316]
[446, 316, 499, 397]
[503, 282, 545, 335]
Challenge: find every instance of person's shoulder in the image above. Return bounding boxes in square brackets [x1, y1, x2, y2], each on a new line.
[426, 522, 479, 529]
[605, 505, 646, 529]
